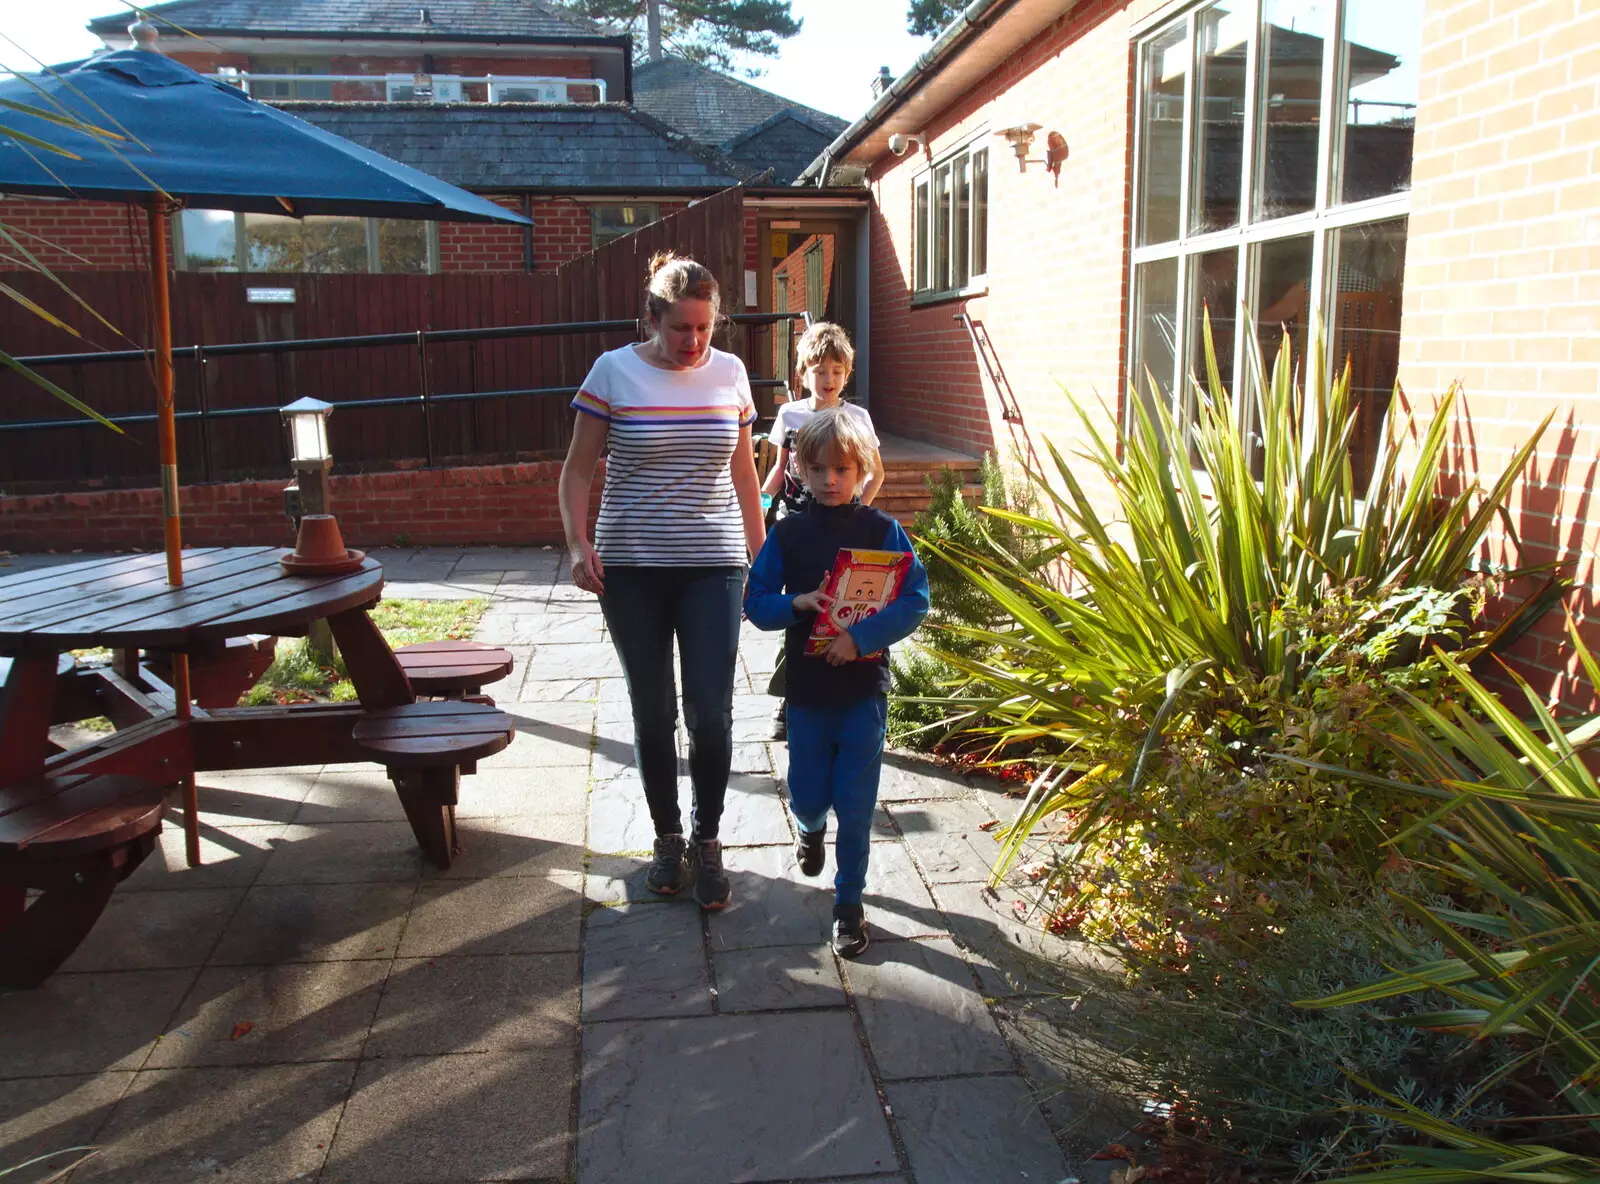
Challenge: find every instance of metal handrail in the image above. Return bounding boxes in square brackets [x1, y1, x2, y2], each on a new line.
[3, 311, 808, 442]
[212, 70, 608, 102]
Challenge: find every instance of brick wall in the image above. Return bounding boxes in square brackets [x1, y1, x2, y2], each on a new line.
[0, 198, 171, 270]
[1397, 0, 1600, 704]
[866, 0, 1150, 469]
[0, 460, 600, 551]
[437, 195, 528, 271]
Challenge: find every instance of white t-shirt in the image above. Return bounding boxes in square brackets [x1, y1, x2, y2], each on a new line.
[572, 345, 756, 567]
[770, 398, 879, 481]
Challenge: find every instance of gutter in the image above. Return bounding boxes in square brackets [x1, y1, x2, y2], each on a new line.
[795, 0, 1017, 186]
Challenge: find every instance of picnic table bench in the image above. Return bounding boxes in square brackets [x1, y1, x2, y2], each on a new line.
[0, 547, 516, 986]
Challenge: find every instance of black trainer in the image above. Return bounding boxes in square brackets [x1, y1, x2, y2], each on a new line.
[645, 834, 689, 896]
[692, 839, 731, 910]
[832, 903, 869, 958]
[772, 703, 787, 741]
[795, 825, 826, 877]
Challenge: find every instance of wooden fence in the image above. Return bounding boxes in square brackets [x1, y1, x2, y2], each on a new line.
[0, 187, 766, 491]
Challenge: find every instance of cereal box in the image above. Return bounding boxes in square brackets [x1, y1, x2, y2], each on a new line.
[805, 547, 914, 658]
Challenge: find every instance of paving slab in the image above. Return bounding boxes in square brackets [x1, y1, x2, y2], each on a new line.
[424, 812, 585, 880]
[888, 798, 1006, 884]
[0, 969, 195, 1076]
[365, 952, 579, 1056]
[209, 882, 412, 965]
[72, 1062, 353, 1184]
[527, 640, 622, 680]
[885, 1075, 1070, 1184]
[587, 773, 690, 854]
[255, 821, 424, 885]
[146, 960, 387, 1067]
[295, 768, 410, 824]
[521, 676, 599, 702]
[719, 772, 793, 846]
[398, 873, 584, 957]
[578, 1011, 896, 1184]
[842, 938, 1013, 1080]
[455, 762, 589, 819]
[60, 887, 243, 972]
[325, 1050, 571, 1184]
[935, 881, 1108, 998]
[124, 824, 287, 892]
[709, 843, 947, 950]
[453, 548, 559, 572]
[484, 709, 595, 769]
[876, 752, 972, 802]
[582, 902, 711, 1021]
[191, 772, 316, 826]
[0, 1072, 130, 1182]
[712, 944, 847, 1011]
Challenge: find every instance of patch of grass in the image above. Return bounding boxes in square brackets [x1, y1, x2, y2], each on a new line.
[239, 597, 488, 706]
[70, 647, 112, 663]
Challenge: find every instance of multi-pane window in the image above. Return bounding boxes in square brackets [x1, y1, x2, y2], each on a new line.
[912, 140, 989, 296]
[590, 204, 660, 249]
[1129, 0, 1420, 477]
[176, 210, 435, 274]
[248, 58, 332, 100]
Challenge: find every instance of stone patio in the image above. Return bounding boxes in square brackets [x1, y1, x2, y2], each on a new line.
[0, 547, 1123, 1184]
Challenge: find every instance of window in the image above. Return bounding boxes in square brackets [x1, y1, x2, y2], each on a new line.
[804, 241, 826, 319]
[385, 75, 465, 102]
[176, 210, 435, 274]
[490, 80, 569, 102]
[1128, 0, 1419, 477]
[590, 204, 659, 249]
[248, 58, 332, 100]
[912, 138, 988, 298]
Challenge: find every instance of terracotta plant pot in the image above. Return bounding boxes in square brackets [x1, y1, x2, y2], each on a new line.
[293, 514, 347, 562]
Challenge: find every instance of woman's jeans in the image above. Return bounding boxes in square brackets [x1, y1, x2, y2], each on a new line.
[599, 566, 744, 842]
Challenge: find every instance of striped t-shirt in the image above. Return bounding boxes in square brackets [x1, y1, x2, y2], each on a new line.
[572, 344, 757, 567]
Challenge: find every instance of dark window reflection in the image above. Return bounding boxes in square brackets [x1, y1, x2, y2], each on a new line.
[1254, 233, 1314, 386]
[1132, 258, 1180, 426]
[1189, 247, 1239, 464]
[1342, 0, 1422, 203]
[1333, 217, 1407, 481]
[1256, 0, 1332, 220]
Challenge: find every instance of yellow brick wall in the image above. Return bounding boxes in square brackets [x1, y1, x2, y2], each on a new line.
[1399, 0, 1600, 702]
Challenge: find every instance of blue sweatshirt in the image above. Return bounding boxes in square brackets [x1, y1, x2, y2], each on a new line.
[744, 501, 931, 706]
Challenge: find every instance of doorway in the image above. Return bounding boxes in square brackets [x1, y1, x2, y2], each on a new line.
[755, 214, 858, 421]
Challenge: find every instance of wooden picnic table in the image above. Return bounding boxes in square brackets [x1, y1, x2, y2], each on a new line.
[0, 547, 446, 987]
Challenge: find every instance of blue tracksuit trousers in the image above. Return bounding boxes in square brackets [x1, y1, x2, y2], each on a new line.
[785, 695, 887, 907]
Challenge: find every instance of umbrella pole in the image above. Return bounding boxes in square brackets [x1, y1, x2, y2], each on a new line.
[147, 198, 201, 867]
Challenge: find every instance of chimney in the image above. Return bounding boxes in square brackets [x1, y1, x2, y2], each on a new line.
[870, 66, 892, 99]
[418, 6, 432, 25]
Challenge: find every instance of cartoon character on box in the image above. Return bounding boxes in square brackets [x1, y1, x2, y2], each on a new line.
[806, 548, 914, 659]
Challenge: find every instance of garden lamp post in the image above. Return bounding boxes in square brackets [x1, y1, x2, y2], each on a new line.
[281, 397, 338, 660]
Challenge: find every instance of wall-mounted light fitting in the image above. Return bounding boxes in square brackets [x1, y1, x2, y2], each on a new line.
[886, 131, 926, 157]
[996, 123, 1042, 170]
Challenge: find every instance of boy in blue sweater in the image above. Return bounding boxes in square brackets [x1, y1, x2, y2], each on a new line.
[744, 408, 930, 956]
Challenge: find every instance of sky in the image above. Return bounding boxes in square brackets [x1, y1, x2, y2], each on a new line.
[0, 0, 935, 122]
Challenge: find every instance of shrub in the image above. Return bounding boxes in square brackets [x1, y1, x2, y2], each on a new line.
[1054, 883, 1526, 1179]
[918, 327, 1557, 953]
[890, 452, 1055, 749]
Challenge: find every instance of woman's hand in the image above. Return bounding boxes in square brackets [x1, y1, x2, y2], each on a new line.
[791, 570, 833, 615]
[569, 540, 606, 596]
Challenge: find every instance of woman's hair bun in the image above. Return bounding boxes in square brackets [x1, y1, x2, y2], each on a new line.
[646, 250, 681, 281]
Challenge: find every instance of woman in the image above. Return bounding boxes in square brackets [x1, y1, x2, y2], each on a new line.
[559, 252, 766, 910]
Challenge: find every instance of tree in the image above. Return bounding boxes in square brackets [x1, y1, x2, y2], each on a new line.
[906, 0, 961, 37]
[558, 0, 801, 73]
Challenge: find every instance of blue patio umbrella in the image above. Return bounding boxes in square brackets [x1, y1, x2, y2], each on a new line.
[0, 32, 531, 867]
[0, 34, 530, 582]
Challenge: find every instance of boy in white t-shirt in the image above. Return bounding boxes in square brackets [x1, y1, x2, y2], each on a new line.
[759, 322, 883, 739]
[761, 322, 883, 519]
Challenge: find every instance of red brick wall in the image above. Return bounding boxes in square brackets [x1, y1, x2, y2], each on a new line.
[437, 195, 528, 271]
[0, 198, 172, 270]
[866, 0, 1143, 464]
[0, 460, 600, 550]
[1396, 0, 1600, 705]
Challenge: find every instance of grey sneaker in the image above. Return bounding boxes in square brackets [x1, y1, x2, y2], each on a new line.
[692, 839, 731, 910]
[646, 834, 689, 896]
[832, 903, 868, 958]
[772, 704, 787, 741]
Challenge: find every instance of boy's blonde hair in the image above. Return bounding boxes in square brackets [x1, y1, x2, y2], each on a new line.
[794, 406, 876, 486]
[794, 321, 855, 377]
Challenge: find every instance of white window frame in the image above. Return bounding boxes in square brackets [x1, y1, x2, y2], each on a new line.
[911, 130, 989, 302]
[1126, 0, 1413, 445]
[174, 211, 439, 274]
[588, 203, 661, 250]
